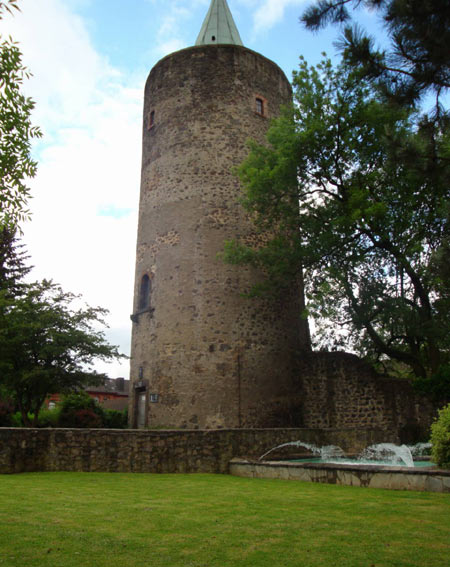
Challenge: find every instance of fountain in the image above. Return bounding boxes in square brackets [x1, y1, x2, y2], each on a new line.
[358, 443, 415, 467]
[258, 440, 433, 468]
[230, 440, 449, 492]
[259, 441, 345, 462]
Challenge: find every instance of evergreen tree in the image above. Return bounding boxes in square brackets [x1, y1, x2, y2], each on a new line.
[302, 0, 450, 108]
[0, 237, 125, 427]
[0, 226, 30, 294]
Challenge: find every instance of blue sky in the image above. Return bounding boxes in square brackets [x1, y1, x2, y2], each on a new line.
[0, 0, 386, 378]
[70, 0, 383, 83]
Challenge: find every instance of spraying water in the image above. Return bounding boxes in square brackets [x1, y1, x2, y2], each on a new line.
[259, 441, 344, 462]
[359, 443, 414, 468]
[259, 440, 421, 467]
[408, 442, 432, 457]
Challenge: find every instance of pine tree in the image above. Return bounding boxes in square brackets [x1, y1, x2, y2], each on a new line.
[0, 227, 31, 295]
[301, 0, 450, 107]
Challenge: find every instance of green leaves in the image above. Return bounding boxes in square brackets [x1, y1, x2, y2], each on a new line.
[0, 1, 42, 231]
[302, 0, 450, 107]
[0, 237, 125, 426]
[225, 54, 449, 380]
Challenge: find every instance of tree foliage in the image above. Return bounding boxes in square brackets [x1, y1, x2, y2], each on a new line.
[0, 225, 30, 294]
[301, 0, 450, 108]
[224, 57, 449, 381]
[0, 0, 42, 230]
[430, 403, 450, 468]
[0, 236, 125, 427]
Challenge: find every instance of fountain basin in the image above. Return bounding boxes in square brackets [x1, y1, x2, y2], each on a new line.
[290, 457, 435, 468]
[229, 458, 450, 493]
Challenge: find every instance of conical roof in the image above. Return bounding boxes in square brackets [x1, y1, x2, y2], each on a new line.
[195, 0, 243, 46]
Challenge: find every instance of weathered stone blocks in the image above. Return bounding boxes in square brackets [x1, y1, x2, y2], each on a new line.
[130, 44, 309, 429]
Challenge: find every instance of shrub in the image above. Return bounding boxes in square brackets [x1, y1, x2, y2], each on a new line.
[430, 404, 450, 469]
[414, 365, 450, 403]
[36, 407, 61, 428]
[103, 408, 128, 429]
[10, 412, 23, 427]
[6, 408, 61, 427]
[60, 409, 103, 428]
[58, 392, 104, 428]
[0, 399, 14, 426]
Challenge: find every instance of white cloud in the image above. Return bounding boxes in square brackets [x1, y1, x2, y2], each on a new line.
[146, 0, 209, 57]
[0, 0, 307, 381]
[0, 0, 145, 378]
[246, 0, 307, 34]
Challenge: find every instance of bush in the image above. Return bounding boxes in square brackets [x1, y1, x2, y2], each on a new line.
[103, 408, 128, 429]
[60, 408, 103, 428]
[6, 407, 61, 427]
[414, 365, 450, 402]
[430, 404, 450, 469]
[36, 407, 61, 428]
[0, 399, 14, 426]
[10, 412, 23, 427]
[58, 392, 104, 428]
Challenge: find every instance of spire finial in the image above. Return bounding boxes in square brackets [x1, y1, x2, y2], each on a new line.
[195, 0, 243, 46]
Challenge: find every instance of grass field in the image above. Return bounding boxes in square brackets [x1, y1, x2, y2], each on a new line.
[0, 472, 448, 567]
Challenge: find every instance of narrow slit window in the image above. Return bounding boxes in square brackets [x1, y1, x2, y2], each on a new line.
[255, 97, 264, 115]
[149, 110, 155, 129]
[139, 274, 151, 310]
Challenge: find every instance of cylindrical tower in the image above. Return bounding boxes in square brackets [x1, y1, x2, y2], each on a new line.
[129, 5, 309, 429]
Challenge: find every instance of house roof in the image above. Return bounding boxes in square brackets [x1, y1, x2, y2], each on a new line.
[195, 0, 243, 46]
[85, 378, 129, 396]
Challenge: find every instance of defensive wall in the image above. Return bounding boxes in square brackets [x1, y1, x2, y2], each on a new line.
[0, 427, 397, 475]
[295, 353, 436, 440]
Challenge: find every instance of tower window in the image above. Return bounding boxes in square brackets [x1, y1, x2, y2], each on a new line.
[148, 110, 155, 129]
[255, 98, 264, 115]
[211, 35, 216, 42]
[139, 274, 151, 310]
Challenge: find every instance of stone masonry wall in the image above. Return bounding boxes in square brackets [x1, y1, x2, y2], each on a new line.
[297, 352, 436, 442]
[0, 427, 394, 475]
[130, 44, 309, 430]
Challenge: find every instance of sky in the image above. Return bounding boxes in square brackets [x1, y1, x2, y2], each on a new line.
[0, 0, 384, 379]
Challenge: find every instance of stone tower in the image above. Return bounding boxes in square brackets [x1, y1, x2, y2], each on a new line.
[129, 0, 310, 429]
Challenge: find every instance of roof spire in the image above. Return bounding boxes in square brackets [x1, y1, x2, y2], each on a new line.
[195, 0, 243, 46]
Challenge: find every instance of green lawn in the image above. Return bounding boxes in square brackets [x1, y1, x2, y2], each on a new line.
[0, 473, 448, 567]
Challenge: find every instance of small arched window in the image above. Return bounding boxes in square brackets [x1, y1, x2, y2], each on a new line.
[139, 274, 151, 310]
[255, 97, 264, 116]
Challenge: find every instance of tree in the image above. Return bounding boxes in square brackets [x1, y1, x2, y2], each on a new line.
[223, 57, 449, 381]
[0, 0, 42, 230]
[301, 0, 450, 108]
[0, 226, 30, 293]
[0, 245, 125, 426]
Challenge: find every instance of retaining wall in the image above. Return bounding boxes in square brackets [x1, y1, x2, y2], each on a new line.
[0, 427, 395, 474]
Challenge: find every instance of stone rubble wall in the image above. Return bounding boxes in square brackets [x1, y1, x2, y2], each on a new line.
[0, 427, 394, 475]
[296, 353, 437, 441]
[130, 44, 309, 430]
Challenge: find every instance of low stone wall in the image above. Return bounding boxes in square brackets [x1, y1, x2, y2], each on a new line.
[230, 459, 450, 493]
[0, 427, 395, 474]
